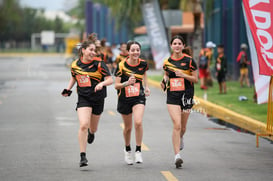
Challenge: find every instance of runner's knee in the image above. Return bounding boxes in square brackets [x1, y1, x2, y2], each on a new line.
[79, 122, 89, 131]
[134, 121, 142, 129]
[124, 125, 132, 133]
[173, 123, 181, 132]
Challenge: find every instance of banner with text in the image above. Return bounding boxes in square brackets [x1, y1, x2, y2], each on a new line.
[141, 0, 170, 69]
[243, 0, 273, 75]
[242, 1, 271, 104]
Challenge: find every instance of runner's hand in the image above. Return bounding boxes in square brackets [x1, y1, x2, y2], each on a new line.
[145, 87, 151, 97]
[175, 70, 185, 78]
[163, 75, 169, 82]
[161, 75, 169, 91]
[128, 76, 136, 85]
[61, 89, 72, 97]
[161, 80, 166, 91]
[62, 93, 69, 97]
[94, 82, 104, 92]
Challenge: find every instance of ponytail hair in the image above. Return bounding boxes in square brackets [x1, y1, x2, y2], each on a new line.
[78, 33, 97, 57]
[182, 46, 193, 56]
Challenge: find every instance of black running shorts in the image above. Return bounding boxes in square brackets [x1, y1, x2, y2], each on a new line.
[117, 97, 146, 115]
[217, 73, 226, 83]
[76, 95, 105, 115]
[167, 89, 194, 110]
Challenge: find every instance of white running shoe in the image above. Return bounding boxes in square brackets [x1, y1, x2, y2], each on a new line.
[174, 154, 183, 168]
[180, 137, 184, 150]
[124, 150, 133, 165]
[135, 151, 143, 164]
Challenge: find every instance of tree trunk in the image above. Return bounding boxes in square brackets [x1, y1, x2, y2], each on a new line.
[191, 0, 203, 62]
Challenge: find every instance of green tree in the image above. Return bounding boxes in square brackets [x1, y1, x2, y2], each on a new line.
[54, 16, 64, 33]
[67, 0, 85, 35]
[67, 0, 85, 19]
[0, 0, 23, 41]
[0, 0, 69, 42]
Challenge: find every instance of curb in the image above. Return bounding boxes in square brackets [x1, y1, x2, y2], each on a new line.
[148, 78, 272, 142]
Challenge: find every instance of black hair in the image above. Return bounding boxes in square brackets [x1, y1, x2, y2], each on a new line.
[170, 35, 185, 45]
[78, 33, 97, 57]
[182, 46, 193, 56]
[120, 42, 127, 46]
[217, 44, 224, 48]
[126, 41, 141, 51]
[101, 38, 106, 47]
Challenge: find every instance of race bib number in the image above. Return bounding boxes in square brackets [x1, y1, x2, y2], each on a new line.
[170, 78, 185, 91]
[216, 63, 221, 71]
[125, 83, 140, 97]
[76, 75, 91, 87]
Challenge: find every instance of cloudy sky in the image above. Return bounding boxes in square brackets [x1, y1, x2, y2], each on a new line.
[19, 0, 77, 11]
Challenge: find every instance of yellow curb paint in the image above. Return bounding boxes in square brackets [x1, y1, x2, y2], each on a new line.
[148, 79, 161, 89]
[148, 78, 273, 142]
[107, 110, 116, 116]
[120, 123, 125, 129]
[161, 171, 179, 181]
[141, 143, 150, 151]
[119, 123, 150, 151]
[193, 97, 268, 135]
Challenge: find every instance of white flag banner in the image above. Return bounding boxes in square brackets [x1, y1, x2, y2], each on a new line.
[141, 0, 170, 69]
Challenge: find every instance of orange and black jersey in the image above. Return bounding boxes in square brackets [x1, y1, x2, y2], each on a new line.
[115, 53, 128, 65]
[115, 58, 149, 102]
[97, 52, 109, 64]
[71, 57, 111, 100]
[163, 54, 197, 96]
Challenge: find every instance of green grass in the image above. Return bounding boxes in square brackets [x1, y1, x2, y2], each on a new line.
[149, 74, 268, 123]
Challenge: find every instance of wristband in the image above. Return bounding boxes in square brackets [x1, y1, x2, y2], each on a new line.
[122, 82, 128, 87]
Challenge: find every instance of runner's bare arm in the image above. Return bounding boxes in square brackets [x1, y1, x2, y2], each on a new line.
[67, 77, 76, 90]
[175, 70, 198, 83]
[115, 77, 125, 90]
[163, 71, 169, 82]
[161, 71, 169, 90]
[62, 77, 76, 97]
[143, 72, 150, 96]
[94, 76, 113, 92]
[115, 76, 136, 90]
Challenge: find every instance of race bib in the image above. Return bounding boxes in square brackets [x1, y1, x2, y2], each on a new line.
[170, 78, 185, 91]
[125, 83, 140, 97]
[76, 75, 91, 87]
[216, 63, 221, 71]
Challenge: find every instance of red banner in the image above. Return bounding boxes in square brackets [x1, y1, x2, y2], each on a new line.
[243, 0, 273, 76]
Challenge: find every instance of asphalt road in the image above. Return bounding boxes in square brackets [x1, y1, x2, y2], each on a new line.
[0, 55, 273, 181]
